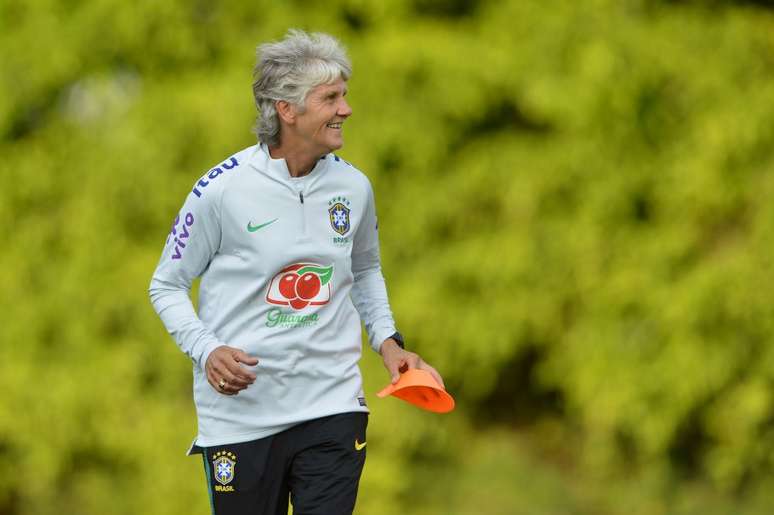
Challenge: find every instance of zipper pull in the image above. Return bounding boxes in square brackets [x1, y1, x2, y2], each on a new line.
[299, 192, 304, 204]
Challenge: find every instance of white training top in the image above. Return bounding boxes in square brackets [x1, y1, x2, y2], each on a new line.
[149, 144, 397, 447]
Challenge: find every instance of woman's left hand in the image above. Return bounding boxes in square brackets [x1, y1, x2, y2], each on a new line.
[379, 338, 445, 389]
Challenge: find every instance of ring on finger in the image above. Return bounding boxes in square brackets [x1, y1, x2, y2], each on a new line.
[218, 378, 227, 389]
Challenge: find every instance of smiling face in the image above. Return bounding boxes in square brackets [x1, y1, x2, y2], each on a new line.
[287, 78, 352, 156]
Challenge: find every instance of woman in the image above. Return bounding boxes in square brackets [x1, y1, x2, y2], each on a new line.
[149, 29, 444, 515]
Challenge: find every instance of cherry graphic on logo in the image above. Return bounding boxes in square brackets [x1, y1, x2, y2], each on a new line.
[296, 272, 321, 300]
[266, 263, 334, 311]
[278, 273, 298, 300]
[289, 298, 309, 310]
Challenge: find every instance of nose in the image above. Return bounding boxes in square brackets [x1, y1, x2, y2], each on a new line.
[338, 97, 352, 118]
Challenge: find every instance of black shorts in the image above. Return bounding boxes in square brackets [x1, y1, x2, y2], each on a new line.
[194, 412, 368, 515]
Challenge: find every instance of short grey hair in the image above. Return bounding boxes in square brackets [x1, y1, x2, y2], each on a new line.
[252, 29, 352, 147]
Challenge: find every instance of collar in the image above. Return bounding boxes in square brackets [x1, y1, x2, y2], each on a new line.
[249, 143, 330, 183]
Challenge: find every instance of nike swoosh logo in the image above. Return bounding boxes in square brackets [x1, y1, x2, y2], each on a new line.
[355, 439, 367, 451]
[247, 218, 278, 232]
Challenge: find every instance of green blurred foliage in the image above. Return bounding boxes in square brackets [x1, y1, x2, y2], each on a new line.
[3, 0, 774, 513]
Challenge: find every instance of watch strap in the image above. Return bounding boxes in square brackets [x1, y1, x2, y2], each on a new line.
[388, 331, 405, 349]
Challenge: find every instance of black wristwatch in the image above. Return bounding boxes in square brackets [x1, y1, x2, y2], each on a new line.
[387, 331, 405, 349]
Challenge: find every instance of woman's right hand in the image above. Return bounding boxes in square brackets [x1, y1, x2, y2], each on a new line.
[205, 345, 259, 395]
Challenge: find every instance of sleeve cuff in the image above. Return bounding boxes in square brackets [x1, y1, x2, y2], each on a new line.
[196, 340, 225, 370]
[371, 326, 398, 354]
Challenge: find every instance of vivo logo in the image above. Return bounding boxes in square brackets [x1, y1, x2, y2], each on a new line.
[168, 212, 195, 260]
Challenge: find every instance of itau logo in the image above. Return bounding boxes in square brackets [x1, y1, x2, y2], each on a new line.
[266, 263, 334, 310]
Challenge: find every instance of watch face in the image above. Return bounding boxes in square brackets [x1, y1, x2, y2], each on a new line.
[391, 332, 404, 348]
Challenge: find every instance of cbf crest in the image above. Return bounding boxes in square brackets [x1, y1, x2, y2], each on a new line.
[328, 196, 351, 236]
[212, 450, 236, 489]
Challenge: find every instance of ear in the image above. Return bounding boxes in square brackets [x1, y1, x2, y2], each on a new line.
[275, 100, 296, 124]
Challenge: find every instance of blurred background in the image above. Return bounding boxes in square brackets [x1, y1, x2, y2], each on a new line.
[3, 0, 774, 513]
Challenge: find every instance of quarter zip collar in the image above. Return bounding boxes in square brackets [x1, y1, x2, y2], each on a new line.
[249, 143, 330, 185]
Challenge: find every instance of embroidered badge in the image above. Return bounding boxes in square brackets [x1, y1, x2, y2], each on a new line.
[212, 450, 236, 490]
[328, 196, 351, 236]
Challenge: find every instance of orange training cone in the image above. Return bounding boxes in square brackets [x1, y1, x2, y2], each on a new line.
[377, 369, 455, 413]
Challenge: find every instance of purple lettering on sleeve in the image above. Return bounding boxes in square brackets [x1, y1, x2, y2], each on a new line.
[190, 157, 238, 198]
[169, 211, 195, 261]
